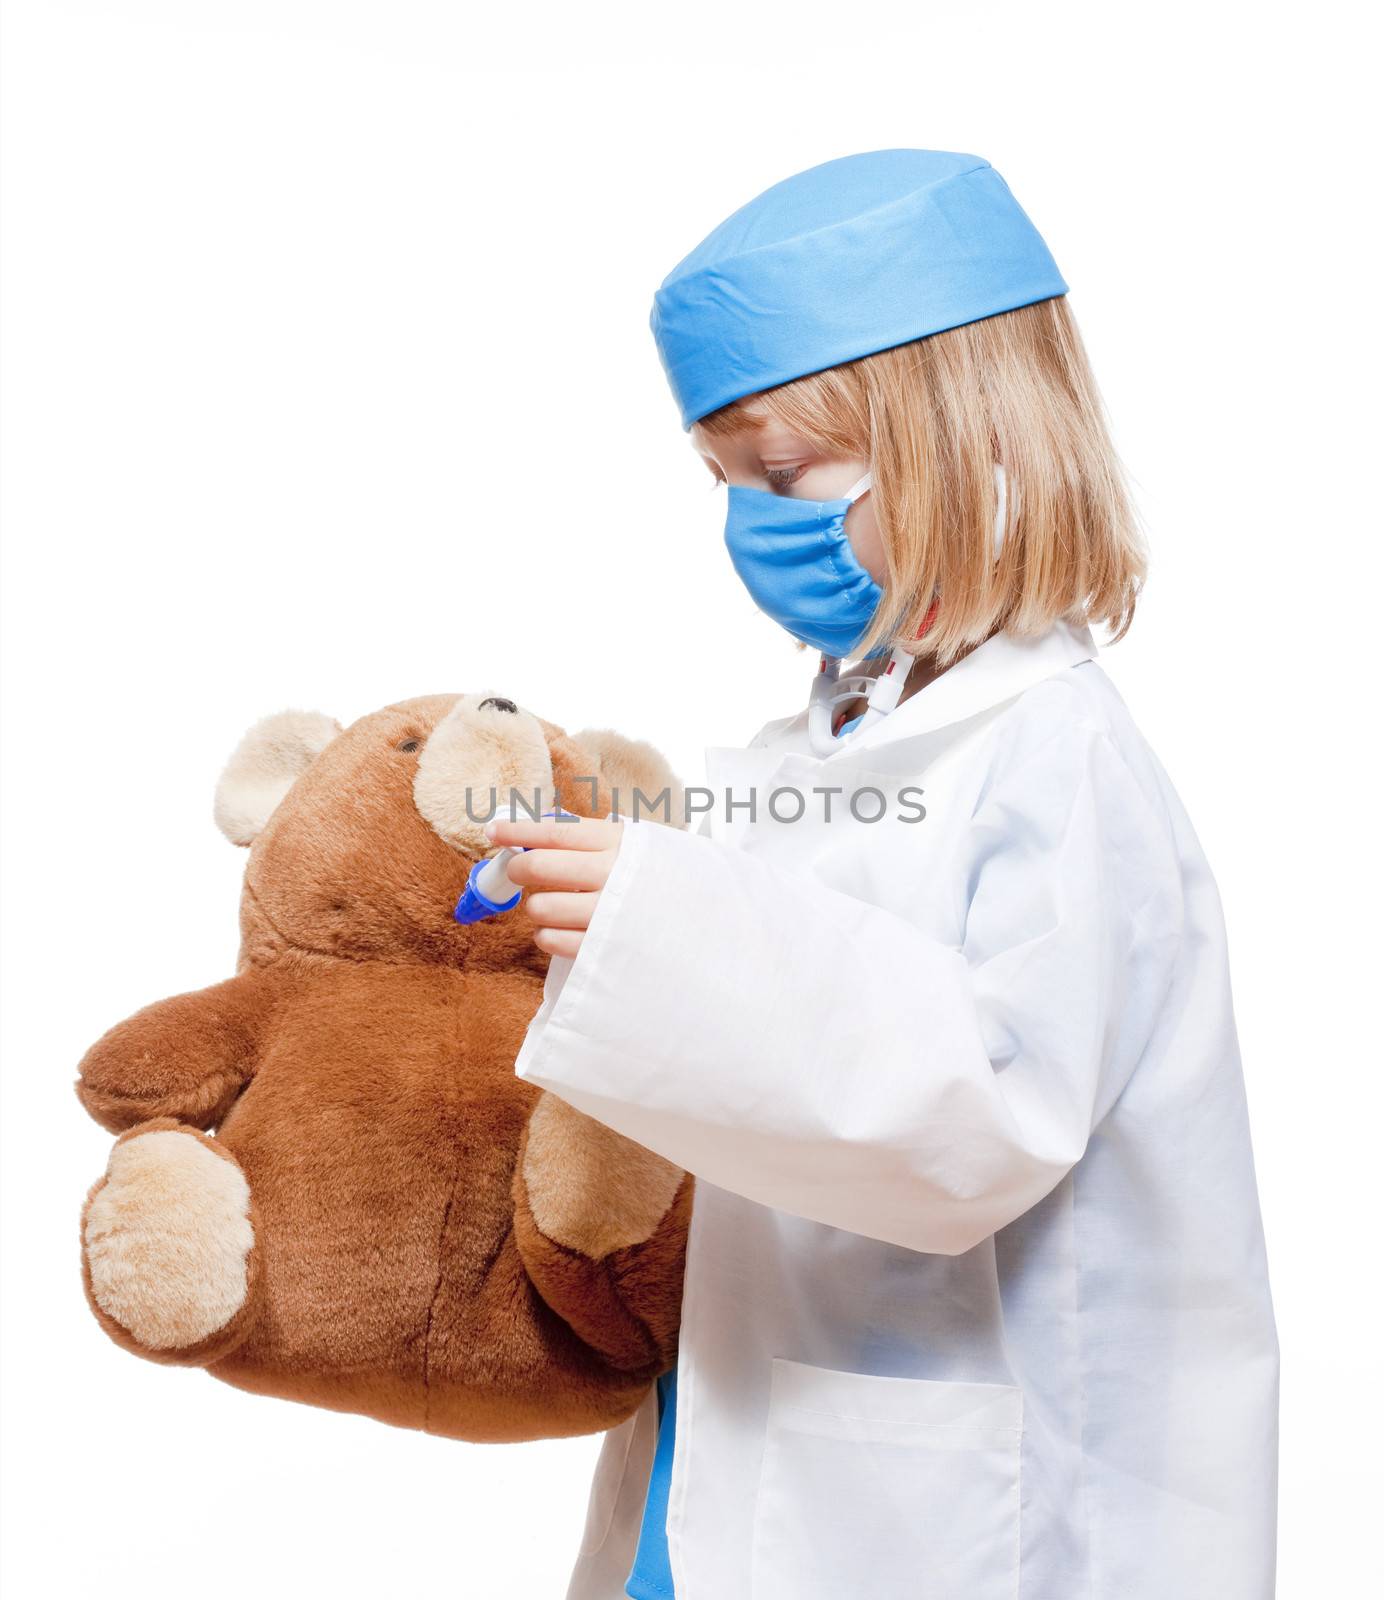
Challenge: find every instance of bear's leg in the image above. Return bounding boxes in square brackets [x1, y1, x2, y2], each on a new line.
[81, 1118, 261, 1366]
[513, 1093, 691, 1375]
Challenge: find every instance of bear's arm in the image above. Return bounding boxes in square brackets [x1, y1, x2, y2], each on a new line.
[75, 966, 292, 1134]
[512, 1092, 690, 1375]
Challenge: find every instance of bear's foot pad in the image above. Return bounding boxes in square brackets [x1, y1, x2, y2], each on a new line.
[83, 1125, 255, 1357]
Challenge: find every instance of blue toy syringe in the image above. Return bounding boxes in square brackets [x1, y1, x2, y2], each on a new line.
[453, 808, 579, 926]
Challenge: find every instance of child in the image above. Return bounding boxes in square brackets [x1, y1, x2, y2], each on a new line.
[491, 150, 1278, 1600]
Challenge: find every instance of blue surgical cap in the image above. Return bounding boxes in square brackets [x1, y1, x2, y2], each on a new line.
[650, 149, 1068, 430]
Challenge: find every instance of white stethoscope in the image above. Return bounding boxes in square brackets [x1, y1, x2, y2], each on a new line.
[806, 463, 1007, 757]
[806, 624, 931, 757]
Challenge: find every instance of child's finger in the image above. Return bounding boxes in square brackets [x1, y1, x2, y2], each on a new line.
[505, 847, 613, 893]
[484, 815, 622, 851]
[523, 891, 597, 930]
[533, 927, 584, 960]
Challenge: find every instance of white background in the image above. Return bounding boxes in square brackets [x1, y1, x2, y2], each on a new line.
[1, 2, 1378, 1594]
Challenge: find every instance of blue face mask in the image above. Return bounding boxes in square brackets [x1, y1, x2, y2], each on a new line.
[723, 472, 881, 658]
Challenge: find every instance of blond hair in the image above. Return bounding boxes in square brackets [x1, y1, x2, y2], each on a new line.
[693, 296, 1145, 663]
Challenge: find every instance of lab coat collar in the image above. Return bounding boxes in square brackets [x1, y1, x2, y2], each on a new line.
[706, 621, 1097, 791]
[835, 620, 1096, 761]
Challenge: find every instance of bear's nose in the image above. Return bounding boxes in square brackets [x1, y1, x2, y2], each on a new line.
[479, 696, 518, 714]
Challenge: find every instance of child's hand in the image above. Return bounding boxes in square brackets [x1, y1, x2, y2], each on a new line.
[483, 814, 625, 959]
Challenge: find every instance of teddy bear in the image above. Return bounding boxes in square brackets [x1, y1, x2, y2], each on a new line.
[76, 693, 691, 1442]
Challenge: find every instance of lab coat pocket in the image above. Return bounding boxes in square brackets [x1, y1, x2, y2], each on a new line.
[750, 1360, 1023, 1600]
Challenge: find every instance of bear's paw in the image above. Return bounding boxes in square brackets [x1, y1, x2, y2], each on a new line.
[81, 1122, 260, 1365]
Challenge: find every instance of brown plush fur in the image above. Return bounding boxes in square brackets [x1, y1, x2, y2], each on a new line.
[76, 696, 690, 1442]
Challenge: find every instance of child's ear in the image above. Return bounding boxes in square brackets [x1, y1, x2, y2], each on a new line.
[213, 710, 341, 846]
[570, 727, 686, 827]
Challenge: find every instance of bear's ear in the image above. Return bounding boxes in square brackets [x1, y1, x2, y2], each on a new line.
[415, 695, 556, 855]
[213, 710, 342, 846]
[571, 728, 685, 827]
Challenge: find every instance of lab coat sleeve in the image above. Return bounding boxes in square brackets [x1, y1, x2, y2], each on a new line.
[515, 724, 1185, 1256]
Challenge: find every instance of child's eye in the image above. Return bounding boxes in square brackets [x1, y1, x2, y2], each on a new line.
[765, 465, 805, 491]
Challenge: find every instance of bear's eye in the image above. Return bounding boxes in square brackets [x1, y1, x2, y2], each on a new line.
[479, 696, 518, 714]
[397, 738, 421, 753]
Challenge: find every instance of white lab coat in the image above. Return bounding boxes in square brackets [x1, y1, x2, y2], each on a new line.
[515, 621, 1279, 1600]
